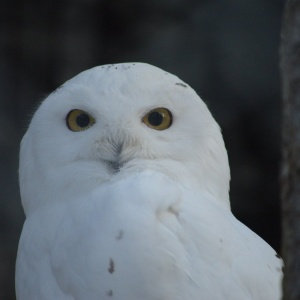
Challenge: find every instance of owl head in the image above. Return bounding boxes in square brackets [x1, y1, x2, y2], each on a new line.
[19, 63, 230, 214]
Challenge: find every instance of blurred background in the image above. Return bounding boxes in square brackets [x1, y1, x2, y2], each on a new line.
[1, 0, 283, 299]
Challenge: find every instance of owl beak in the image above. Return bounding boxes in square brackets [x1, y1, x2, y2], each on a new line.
[109, 160, 122, 172]
[108, 142, 123, 173]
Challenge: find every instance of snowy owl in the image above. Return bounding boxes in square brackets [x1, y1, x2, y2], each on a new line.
[16, 63, 283, 300]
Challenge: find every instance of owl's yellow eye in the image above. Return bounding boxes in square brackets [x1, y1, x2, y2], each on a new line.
[142, 108, 172, 130]
[66, 109, 95, 132]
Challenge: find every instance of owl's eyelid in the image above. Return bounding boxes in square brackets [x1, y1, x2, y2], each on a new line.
[142, 107, 171, 116]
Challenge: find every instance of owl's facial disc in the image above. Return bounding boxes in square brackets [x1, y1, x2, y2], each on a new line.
[65, 107, 174, 174]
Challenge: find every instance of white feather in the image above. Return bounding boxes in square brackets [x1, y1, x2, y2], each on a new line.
[16, 63, 283, 299]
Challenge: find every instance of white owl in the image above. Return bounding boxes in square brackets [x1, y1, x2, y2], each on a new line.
[16, 63, 283, 300]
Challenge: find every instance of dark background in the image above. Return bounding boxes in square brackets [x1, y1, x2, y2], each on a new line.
[1, 0, 283, 299]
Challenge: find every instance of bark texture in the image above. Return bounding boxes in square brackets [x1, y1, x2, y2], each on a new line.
[281, 0, 300, 299]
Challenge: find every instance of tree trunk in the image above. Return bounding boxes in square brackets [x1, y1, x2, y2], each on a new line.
[280, 0, 300, 299]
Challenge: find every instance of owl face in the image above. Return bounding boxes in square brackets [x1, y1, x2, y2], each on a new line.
[19, 63, 230, 214]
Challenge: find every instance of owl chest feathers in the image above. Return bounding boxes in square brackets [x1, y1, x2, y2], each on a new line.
[17, 171, 281, 300]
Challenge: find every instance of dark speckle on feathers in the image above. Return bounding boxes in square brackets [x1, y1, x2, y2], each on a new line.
[108, 258, 115, 274]
[175, 82, 187, 88]
[107, 290, 113, 297]
[167, 205, 179, 217]
[116, 230, 124, 240]
[275, 253, 281, 259]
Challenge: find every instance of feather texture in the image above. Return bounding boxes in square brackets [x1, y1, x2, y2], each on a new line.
[16, 63, 283, 299]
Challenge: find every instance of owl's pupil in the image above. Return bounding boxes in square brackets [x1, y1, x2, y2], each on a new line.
[148, 112, 163, 126]
[76, 114, 90, 128]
